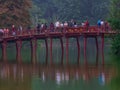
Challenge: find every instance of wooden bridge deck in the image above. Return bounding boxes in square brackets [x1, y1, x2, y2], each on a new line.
[0, 26, 117, 42]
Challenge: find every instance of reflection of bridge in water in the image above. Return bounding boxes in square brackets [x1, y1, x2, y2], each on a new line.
[0, 26, 118, 64]
[0, 62, 116, 85]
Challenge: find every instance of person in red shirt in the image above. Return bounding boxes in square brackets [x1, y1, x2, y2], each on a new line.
[84, 20, 89, 31]
[12, 25, 15, 31]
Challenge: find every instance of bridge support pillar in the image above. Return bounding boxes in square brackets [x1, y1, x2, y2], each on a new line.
[76, 37, 80, 64]
[45, 39, 48, 64]
[16, 40, 22, 63]
[50, 38, 53, 64]
[66, 38, 69, 64]
[101, 34, 104, 65]
[2, 41, 7, 62]
[84, 36, 87, 65]
[60, 38, 64, 64]
[31, 38, 37, 64]
[95, 37, 99, 65]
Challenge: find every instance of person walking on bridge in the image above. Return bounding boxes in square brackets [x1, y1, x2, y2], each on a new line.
[97, 20, 101, 27]
[49, 22, 54, 32]
[84, 20, 89, 31]
[12, 24, 16, 36]
[36, 23, 41, 33]
[43, 23, 47, 32]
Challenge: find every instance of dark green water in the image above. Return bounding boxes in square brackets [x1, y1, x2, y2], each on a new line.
[0, 38, 119, 90]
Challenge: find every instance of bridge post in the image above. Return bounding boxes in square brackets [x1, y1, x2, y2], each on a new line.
[45, 39, 48, 64]
[76, 37, 80, 64]
[84, 64, 89, 82]
[84, 36, 87, 65]
[66, 37, 69, 64]
[95, 37, 99, 65]
[96, 50, 99, 67]
[60, 38, 64, 64]
[2, 41, 7, 62]
[16, 40, 22, 63]
[101, 34, 104, 65]
[31, 38, 37, 64]
[50, 38, 53, 64]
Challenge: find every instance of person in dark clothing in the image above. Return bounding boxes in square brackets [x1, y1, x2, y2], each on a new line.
[43, 23, 47, 32]
[49, 22, 54, 32]
[36, 23, 41, 33]
[68, 21, 73, 27]
[27, 26, 31, 30]
[74, 21, 77, 27]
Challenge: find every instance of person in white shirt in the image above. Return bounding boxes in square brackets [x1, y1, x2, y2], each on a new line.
[64, 21, 68, 27]
[55, 21, 60, 28]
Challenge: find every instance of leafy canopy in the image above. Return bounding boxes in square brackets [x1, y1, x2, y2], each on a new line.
[109, 0, 120, 55]
[0, 0, 32, 28]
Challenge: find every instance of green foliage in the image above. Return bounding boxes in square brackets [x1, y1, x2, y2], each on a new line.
[0, 0, 32, 28]
[112, 35, 120, 55]
[31, 0, 110, 24]
[0, 0, 110, 27]
[108, 18, 120, 30]
[109, 0, 120, 55]
[109, 0, 120, 19]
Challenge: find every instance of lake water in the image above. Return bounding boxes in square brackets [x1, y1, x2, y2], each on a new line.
[0, 38, 119, 90]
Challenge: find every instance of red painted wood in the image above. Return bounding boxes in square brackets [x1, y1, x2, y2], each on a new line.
[16, 40, 22, 63]
[0, 26, 117, 43]
[50, 38, 53, 64]
[31, 38, 37, 64]
[66, 38, 69, 64]
[95, 37, 99, 65]
[76, 37, 80, 64]
[60, 38, 64, 64]
[45, 39, 48, 64]
[96, 51, 99, 66]
[0, 26, 117, 64]
[2, 41, 7, 62]
[101, 34, 104, 65]
[84, 36, 87, 65]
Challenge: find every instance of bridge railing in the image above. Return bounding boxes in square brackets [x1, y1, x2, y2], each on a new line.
[0, 25, 116, 39]
[64, 26, 107, 33]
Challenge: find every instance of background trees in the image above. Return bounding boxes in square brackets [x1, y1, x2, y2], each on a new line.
[108, 0, 120, 55]
[31, 0, 110, 25]
[0, 0, 110, 27]
[0, 0, 32, 28]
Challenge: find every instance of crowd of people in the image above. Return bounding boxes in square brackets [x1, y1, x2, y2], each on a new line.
[36, 19, 110, 32]
[0, 19, 110, 37]
[36, 19, 78, 33]
[97, 19, 110, 30]
[0, 25, 17, 36]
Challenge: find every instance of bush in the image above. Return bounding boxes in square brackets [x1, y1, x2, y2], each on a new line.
[108, 18, 120, 30]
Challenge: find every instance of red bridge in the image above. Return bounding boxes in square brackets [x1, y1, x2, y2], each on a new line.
[0, 26, 118, 64]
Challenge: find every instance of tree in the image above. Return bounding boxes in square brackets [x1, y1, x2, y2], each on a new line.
[0, 0, 32, 28]
[79, 0, 109, 24]
[109, 0, 120, 55]
[31, 0, 110, 24]
[110, 0, 120, 19]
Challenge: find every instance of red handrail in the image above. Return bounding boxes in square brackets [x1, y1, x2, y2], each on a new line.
[0, 25, 116, 39]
